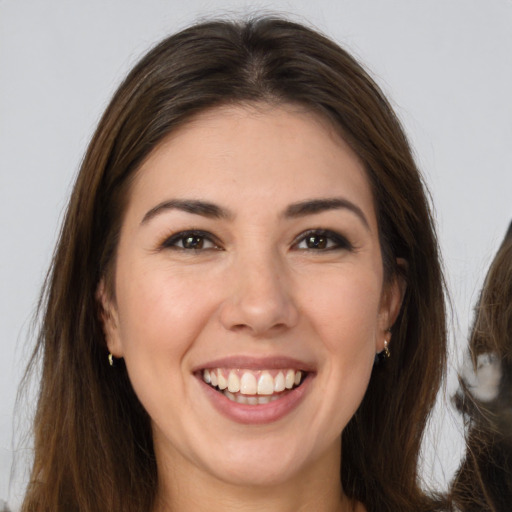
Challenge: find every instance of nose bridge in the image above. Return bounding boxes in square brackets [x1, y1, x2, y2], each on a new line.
[220, 243, 298, 335]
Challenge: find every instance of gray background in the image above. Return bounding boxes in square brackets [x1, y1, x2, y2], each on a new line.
[2, 0, 512, 508]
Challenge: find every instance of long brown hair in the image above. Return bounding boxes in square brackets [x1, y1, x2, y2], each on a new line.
[450, 223, 512, 511]
[21, 17, 447, 512]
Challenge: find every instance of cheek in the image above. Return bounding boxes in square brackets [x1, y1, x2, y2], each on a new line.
[112, 267, 221, 422]
[303, 269, 383, 353]
[302, 268, 381, 429]
[114, 262, 220, 361]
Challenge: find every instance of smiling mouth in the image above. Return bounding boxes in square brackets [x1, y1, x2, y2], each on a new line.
[201, 368, 306, 405]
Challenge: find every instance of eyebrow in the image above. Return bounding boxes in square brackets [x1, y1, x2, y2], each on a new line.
[284, 198, 370, 230]
[141, 199, 233, 225]
[140, 197, 370, 230]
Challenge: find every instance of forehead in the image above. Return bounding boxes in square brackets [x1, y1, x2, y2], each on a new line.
[126, 104, 376, 225]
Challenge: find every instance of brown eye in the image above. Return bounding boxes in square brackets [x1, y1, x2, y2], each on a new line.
[182, 235, 205, 249]
[305, 235, 328, 249]
[162, 230, 219, 251]
[294, 229, 353, 251]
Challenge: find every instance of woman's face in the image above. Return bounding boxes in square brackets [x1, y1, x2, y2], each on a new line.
[101, 105, 402, 489]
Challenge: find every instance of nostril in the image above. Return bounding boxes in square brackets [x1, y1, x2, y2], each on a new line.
[229, 321, 289, 334]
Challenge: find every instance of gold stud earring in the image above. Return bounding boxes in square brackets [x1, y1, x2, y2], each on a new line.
[108, 353, 114, 367]
[374, 332, 391, 366]
[383, 339, 391, 359]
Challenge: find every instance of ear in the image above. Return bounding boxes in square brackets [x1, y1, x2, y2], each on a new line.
[96, 279, 124, 358]
[376, 258, 407, 351]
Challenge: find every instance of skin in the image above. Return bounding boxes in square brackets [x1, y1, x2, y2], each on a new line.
[100, 104, 403, 512]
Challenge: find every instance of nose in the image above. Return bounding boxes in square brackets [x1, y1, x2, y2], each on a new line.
[219, 250, 299, 337]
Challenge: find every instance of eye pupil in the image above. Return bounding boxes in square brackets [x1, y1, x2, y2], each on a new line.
[307, 235, 327, 249]
[183, 235, 203, 249]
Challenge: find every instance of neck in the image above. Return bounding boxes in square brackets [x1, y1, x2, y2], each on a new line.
[153, 439, 360, 512]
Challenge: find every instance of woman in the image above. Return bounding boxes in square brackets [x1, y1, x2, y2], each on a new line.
[450, 222, 512, 511]
[21, 17, 447, 512]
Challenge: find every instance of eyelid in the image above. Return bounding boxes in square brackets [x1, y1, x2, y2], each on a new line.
[157, 228, 352, 252]
[292, 229, 354, 251]
[160, 229, 221, 250]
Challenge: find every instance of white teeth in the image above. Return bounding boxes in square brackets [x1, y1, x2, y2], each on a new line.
[274, 371, 285, 392]
[223, 390, 281, 405]
[235, 394, 248, 405]
[227, 371, 241, 393]
[257, 371, 274, 395]
[203, 368, 306, 401]
[285, 369, 295, 389]
[217, 372, 227, 390]
[224, 390, 235, 401]
[240, 372, 257, 395]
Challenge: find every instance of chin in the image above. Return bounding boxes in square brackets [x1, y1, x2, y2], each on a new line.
[200, 434, 326, 488]
[211, 455, 304, 488]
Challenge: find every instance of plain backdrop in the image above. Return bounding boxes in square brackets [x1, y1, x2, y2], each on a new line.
[1, 0, 512, 508]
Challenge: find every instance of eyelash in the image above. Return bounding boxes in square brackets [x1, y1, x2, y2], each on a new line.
[160, 229, 353, 253]
[160, 230, 220, 251]
[292, 229, 354, 252]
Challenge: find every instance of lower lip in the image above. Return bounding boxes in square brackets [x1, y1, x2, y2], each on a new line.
[199, 375, 311, 425]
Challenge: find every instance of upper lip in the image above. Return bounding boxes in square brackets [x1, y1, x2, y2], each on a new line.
[192, 355, 316, 373]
